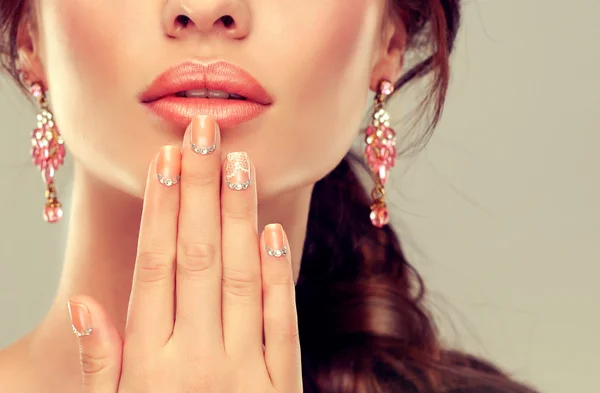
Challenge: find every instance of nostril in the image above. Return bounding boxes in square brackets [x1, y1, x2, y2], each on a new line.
[220, 15, 235, 28]
[175, 15, 191, 28]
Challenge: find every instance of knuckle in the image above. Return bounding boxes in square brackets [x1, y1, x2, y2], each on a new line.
[221, 205, 257, 222]
[264, 271, 294, 289]
[135, 251, 174, 284]
[222, 267, 261, 298]
[279, 323, 300, 344]
[184, 168, 219, 188]
[267, 316, 300, 344]
[177, 241, 216, 275]
[79, 350, 111, 377]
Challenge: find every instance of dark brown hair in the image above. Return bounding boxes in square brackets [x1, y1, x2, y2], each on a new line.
[1, 1, 538, 392]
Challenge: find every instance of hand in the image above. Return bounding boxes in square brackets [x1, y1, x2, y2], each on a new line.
[67, 115, 302, 393]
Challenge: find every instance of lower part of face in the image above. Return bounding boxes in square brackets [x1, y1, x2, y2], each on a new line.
[36, 0, 386, 200]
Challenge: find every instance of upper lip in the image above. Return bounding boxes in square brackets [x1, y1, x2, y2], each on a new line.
[139, 61, 273, 105]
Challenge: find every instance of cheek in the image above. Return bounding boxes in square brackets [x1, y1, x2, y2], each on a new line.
[257, 1, 382, 188]
[36, 1, 162, 195]
[39, 0, 121, 95]
[272, 1, 380, 110]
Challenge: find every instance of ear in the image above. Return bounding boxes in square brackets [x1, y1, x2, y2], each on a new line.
[16, 10, 46, 87]
[370, 14, 406, 92]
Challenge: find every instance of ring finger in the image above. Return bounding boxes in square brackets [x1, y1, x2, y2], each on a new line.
[220, 152, 263, 358]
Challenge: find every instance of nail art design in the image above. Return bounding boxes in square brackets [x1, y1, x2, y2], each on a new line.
[72, 325, 93, 337]
[191, 143, 216, 155]
[157, 146, 182, 187]
[157, 173, 181, 187]
[266, 245, 288, 258]
[265, 224, 287, 258]
[225, 152, 251, 191]
[190, 115, 217, 155]
[68, 301, 93, 337]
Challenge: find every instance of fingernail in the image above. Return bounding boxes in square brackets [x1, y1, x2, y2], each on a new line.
[157, 146, 181, 187]
[225, 152, 251, 191]
[190, 115, 217, 155]
[67, 300, 93, 337]
[265, 223, 287, 258]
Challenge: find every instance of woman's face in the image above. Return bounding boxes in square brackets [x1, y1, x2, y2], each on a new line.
[25, 0, 400, 200]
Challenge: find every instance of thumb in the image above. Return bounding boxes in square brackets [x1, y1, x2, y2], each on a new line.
[68, 295, 123, 393]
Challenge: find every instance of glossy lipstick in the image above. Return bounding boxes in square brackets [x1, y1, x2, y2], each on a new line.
[139, 61, 272, 129]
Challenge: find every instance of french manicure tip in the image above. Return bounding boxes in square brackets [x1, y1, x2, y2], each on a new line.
[225, 152, 251, 191]
[191, 143, 217, 155]
[157, 174, 181, 187]
[226, 179, 251, 191]
[67, 300, 94, 337]
[72, 325, 93, 337]
[266, 245, 288, 258]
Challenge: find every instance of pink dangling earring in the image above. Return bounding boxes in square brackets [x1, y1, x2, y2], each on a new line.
[365, 80, 397, 228]
[27, 81, 66, 223]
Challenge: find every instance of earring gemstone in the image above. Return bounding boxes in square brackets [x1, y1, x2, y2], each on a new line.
[28, 82, 67, 223]
[43, 204, 63, 224]
[380, 80, 394, 96]
[370, 206, 390, 228]
[365, 80, 397, 228]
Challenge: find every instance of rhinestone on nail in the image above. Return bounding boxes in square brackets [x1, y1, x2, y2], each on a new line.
[266, 245, 288, 258]
[72, 325, 93, 337]
[157, 174, 181, 187]
[191, 143, 216, 155]
[227, 179, 251, 191]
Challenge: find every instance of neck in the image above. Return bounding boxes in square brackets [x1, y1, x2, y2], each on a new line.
[33, 162, 312, 371]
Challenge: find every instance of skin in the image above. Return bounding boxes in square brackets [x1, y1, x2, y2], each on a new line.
[0, 0, 404, 392]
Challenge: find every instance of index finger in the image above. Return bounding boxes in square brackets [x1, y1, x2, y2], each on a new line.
[125, 146, 181, 352]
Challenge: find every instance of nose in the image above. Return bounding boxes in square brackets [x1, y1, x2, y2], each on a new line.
[163, 0, 250, 39]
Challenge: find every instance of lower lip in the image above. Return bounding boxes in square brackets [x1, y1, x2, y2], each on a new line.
[143, 97, 270, 128]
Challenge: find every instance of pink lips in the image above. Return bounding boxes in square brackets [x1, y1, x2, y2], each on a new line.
[139, 61, 273, 128]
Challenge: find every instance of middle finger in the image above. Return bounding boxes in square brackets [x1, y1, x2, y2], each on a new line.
[174, 114, 223, 350]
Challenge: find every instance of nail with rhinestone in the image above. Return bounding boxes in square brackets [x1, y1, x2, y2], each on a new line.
[157, 146, 181, 187]
[264, 224, 287, 258]
[225, 152, 251, 191]
[190, 114, 217, 155]
[68, 300, 93, 337]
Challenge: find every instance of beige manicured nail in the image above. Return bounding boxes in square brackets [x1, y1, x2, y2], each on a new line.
[190, 115, 217, 155]
[225, 152, 251, 191]
[265, 224, 287, 258]
[157, 146, 181, 187]
[67, 300, 93, 337]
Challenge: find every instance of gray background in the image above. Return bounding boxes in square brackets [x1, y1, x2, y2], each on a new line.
[1, 1, 598, 392]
